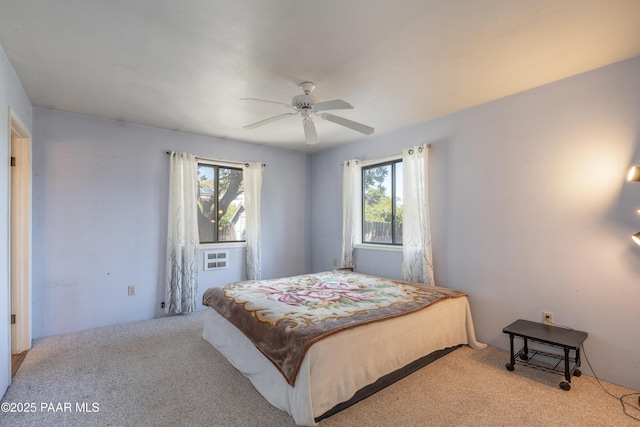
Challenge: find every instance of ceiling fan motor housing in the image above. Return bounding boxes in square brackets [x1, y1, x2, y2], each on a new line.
[292, 94, 320, 111]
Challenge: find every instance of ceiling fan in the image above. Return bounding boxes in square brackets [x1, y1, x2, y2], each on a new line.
[242, 81, 374, 145]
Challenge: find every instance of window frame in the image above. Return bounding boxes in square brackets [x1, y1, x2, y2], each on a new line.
[197, 160, 246, 246]
[360, 155, 403, 248]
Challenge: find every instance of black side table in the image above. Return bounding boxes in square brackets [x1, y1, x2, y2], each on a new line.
[503, 319, 588, 390]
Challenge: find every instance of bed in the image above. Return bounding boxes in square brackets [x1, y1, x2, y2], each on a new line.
[202, 270, 485, 426]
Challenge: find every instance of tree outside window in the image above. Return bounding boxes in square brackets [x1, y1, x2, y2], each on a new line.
[197, 164, 245, 243]
[362, 160, 403, 245]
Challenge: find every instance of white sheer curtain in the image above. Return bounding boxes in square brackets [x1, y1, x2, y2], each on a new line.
[341, 159, 361, 268]
[166, 151, 200, 313]
[402, 144, 434, 284]
[244, 162, 264, 280]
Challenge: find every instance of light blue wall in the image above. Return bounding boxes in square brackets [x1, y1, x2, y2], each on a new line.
[9, 43, 640, 394]
[31, 108, 310, 338]
[310, 56, 640, 391]
[0, 45, 32, 399]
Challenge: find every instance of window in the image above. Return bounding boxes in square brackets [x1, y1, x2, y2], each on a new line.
[362, 160, 403, 245]
[197, 163, 245, 243]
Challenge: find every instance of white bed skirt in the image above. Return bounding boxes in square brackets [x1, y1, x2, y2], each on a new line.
[202, 295, 486, 426]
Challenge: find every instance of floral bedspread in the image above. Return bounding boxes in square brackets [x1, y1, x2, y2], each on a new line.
[202, 270, 466, 386]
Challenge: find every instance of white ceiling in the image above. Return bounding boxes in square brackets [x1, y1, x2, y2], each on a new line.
[1, 0, 640, 153]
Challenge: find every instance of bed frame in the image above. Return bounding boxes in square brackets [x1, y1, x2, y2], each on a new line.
[315, 345, 460, 422]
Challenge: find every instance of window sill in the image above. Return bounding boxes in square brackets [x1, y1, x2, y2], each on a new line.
[199, 242, 246, 250]
[355, 243, 402, 253]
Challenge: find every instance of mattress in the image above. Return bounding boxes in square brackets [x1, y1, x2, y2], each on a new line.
[202, 280, 485, 426]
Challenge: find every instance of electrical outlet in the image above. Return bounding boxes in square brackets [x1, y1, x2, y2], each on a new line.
[333, 258, 337, 266]
[160, 301, 165, 309]
[543, 311, 553, 325]
[128, 285, 136, 296]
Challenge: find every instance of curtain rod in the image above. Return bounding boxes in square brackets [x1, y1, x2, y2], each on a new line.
[166, 151, 265, 167]
[379, 144, 431, 159]
[343, 144, 431, 166]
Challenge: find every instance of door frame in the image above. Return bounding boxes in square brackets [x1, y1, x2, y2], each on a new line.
[9, 108, 32, 366]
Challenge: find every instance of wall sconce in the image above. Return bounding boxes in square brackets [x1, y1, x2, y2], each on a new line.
[629, 166, 640, 245]
[627, 166, 640, 182]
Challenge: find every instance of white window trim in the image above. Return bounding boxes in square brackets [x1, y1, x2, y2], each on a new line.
[359, 152, 401, 167]
[197, 157, 247, 168]
[200, 242, 247, 250]
[355, 243, 403, 253]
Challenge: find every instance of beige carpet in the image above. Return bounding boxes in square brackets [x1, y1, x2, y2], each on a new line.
[1, 311, 638, 427]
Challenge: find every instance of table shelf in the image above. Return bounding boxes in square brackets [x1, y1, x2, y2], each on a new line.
[511, 348, 582, 379]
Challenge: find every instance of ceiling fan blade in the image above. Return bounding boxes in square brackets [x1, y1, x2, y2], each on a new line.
[312, 99, 353, 111]
[303, 119, 319, 145]
[244, 112, 297, 129]
[241, 98, 295, 108]
[320, 113, 374, 135]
